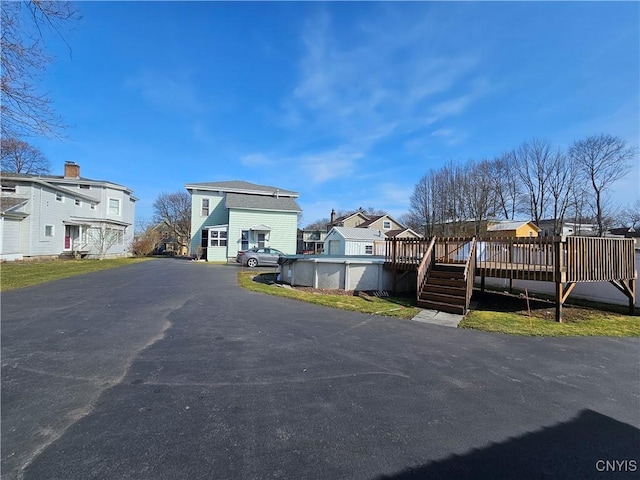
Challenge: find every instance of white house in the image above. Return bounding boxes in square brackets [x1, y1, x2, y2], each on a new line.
[186, 180, 300, 261]
[323, 226, 386, 256]
[1, 162, 136, 261]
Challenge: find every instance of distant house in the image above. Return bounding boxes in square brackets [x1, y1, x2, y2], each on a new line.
[323, 226, 386, 256]
[1, 162, 136, 261]
[537, 219, 599, 237]
[327, 209, 369, 230]
[357, 214, 404, 232]
[385, 227, 422, 239]
[186, 180, 300, 261]
[486, 220, 540, 238]
[297, 229, 326, 254]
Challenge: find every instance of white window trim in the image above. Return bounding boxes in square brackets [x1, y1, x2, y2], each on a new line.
[44, 224, 54, 237]
[201, 198, 210, 217]
[108, 198, 121, 216]
[365, 244, 373, 255]
[75, 198, 82, 207]
[382, 220, 392, 229]
[55, 193, 64, 202]
[208, 224, 228, 248]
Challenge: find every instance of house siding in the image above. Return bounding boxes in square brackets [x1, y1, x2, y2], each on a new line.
[227, 208, 298, 259]
[2, 174, 136, 260]
[189, 191, 228, 257]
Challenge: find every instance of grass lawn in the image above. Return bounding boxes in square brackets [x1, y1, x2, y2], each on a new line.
[1, 257, 151, 292]
[238, 272, 639, 337]
[238, 271, 420, 319]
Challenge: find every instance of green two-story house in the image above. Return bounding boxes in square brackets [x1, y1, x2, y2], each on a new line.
[186, 180, 300, 261]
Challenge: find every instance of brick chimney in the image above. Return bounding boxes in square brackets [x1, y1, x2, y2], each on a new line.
[330, 209, 336, 226]
[64, 161, 80, 179]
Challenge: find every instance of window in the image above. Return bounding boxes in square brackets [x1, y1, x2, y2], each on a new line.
[1, 182, 16, 193]
[79, 184, 91, 190]
[241, 230, 249, 250]
[55, 193, 63, 202]
[209, 226, 227, 247]
[201, 229, 209, 248]
[383, 220, 392, 229]
[75, 198, 81, 207]
[365, 245, 373, 255]
[108, 198, 120, 215]
[201, 198, 209, 217]
[90, 203, 96, 210]
[45, 225, 54, 237]
[257, 233, 266, 249]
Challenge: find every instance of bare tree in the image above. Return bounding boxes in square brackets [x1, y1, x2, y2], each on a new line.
[620, 199, 640, 229]
[152, 191, 191, 252]
[545, 147, 575, 235]
[88, 225, 121, 259]
[1, 137, 50, 174]
[409, 171, 436, 236]
[492, 153, 521, 220]
[463, 159, 498, 235]
[1, 0, 78, 138]
[569, 134, 636, 235]
[511, 139, 555, 224]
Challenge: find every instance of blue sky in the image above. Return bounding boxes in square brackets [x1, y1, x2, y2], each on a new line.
[32, 1, 639, 227]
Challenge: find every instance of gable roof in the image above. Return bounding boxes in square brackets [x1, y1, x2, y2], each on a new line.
[330, 211, 369, 224]
[385, 228, 422, 238]
[1, 171, 133, 195]
[225, 192, 301, 212]
[186, 180, 298, 197]
[487, 221, 541, 232]
[357, 214, 406, 229]
[328, 226, 386, 241]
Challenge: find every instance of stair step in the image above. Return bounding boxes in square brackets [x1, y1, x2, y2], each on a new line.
[422, 284, 466, 296]
[429, 270, 465, 280]
[417, 300, 467, 315]
[419, 292, 467, 305]
[426, 277, 466, 288]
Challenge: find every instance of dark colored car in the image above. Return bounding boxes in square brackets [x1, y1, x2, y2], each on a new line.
[236, 247, 284, 267]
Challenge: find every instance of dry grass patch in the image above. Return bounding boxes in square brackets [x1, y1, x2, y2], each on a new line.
[1, 258, 151, 292]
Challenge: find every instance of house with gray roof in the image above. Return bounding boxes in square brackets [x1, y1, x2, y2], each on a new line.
[1, 162, 136, 261]
[185, 180, 301, 261]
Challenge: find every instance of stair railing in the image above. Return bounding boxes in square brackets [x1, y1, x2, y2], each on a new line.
[463, 237, 477, 313]
[416, 236, 437, 303]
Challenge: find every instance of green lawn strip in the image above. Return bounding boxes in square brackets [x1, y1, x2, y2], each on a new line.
[460, 310, 640, 337]
[238, 272, 420, 319]
[1, 258, 151, 292]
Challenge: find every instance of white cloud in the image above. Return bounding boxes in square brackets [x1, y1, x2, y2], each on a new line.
[124, 69, 204, 115]
[240, 153, 275, 167]
[282, 7, 488, 158]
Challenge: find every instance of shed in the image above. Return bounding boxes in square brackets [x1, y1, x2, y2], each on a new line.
[323, 226, 386, 256]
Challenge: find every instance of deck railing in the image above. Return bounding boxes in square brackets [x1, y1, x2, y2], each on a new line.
[385, 235, 636, 284]
[566, 236, 637, 282]
[416, 237, 436, 302]
[476, 236, 559, 281]
[464, 238, 477, 309]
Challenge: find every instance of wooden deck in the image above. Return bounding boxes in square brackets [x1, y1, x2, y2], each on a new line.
[385, 236, 637, 321]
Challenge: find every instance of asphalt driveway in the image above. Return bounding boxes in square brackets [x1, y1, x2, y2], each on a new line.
[2, 259, 638, 479]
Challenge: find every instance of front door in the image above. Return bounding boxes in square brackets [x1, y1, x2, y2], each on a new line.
[64, 225, 79, 250]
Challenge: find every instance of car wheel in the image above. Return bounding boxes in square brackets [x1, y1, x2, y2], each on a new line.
[247, 258, 258, 268]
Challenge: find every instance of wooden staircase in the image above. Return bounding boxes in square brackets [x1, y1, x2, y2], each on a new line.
[417, 263, 468, 314]
[415, 237, 477, 316]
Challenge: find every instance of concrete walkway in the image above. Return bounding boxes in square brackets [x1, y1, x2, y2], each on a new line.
[412, 308, 464, 327]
